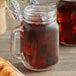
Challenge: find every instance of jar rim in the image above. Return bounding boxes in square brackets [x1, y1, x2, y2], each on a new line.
[23, 4, 57, 24]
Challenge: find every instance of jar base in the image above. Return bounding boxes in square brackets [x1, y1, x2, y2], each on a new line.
[21, 53, 58, 71]
[60, 42, 76, 46]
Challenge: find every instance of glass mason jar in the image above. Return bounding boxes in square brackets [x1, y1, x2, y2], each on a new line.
[57, 0, 76, 45]
[11, 4, 59, 71]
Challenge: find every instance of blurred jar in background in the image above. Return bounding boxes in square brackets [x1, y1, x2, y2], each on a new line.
[57, 0, 76, 45]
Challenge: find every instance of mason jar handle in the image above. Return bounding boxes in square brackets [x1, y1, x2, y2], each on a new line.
[11, 25, 24, 60]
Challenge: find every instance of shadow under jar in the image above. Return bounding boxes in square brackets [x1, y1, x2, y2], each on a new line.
[11, 5, 59, 71]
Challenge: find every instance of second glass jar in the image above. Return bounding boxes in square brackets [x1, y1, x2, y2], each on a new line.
[57, 0, 76, 45]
